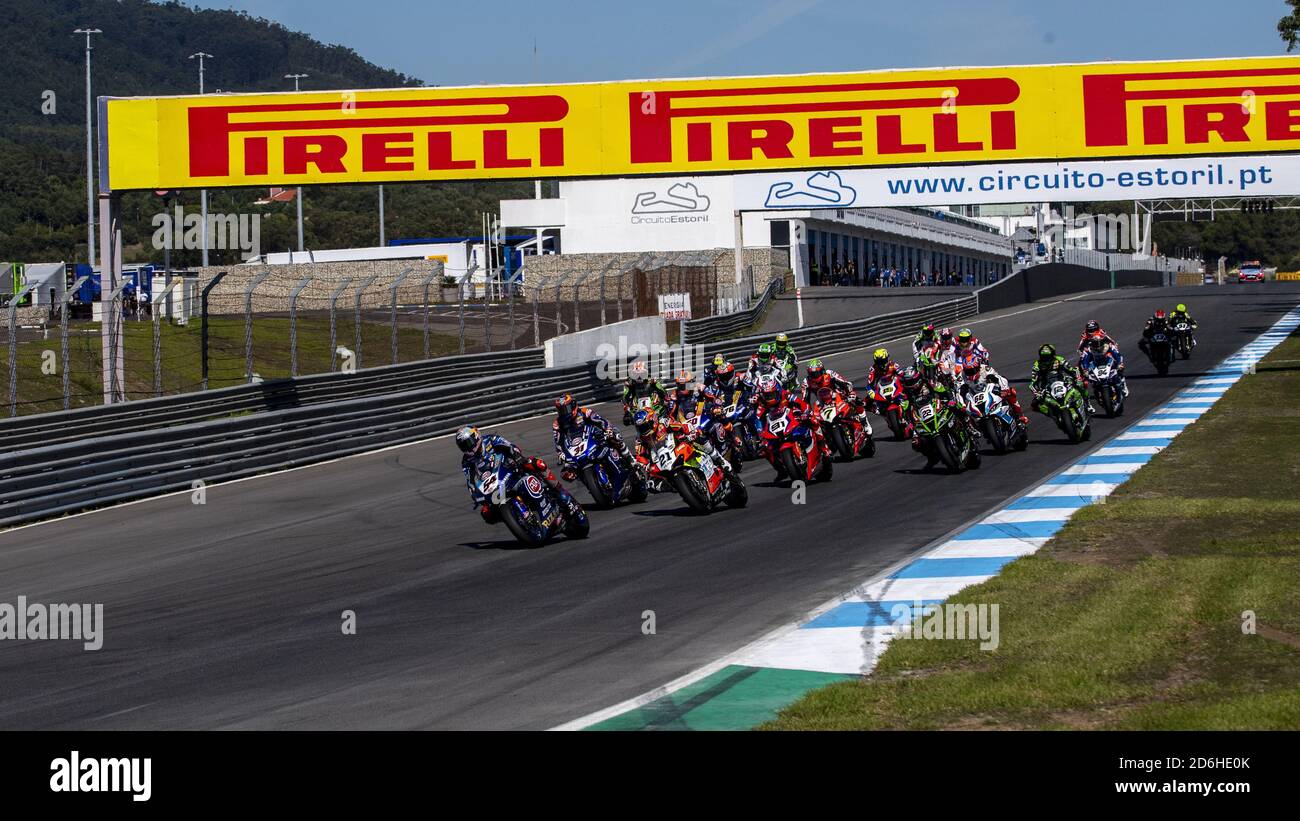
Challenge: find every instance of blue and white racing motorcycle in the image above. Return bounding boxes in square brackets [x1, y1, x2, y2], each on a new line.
[561, 425, 647, 509]
[474, 451, 589, 546]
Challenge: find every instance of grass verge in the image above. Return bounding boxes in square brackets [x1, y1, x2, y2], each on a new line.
[764, 331, 1300, 730]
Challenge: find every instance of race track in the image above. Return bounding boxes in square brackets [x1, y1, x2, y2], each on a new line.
[1, 283, 1295, 729]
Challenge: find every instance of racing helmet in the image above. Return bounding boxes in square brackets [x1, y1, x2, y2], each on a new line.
[774, 332, 790, 350]
[806, 358, 826, 381]
[1085, 319, 1101, 335]
[757, 341, 775, 358]
[939, 327, 954, 347]
[628, 360, 648, 383]
[757, 374, 782, 406]
[455, 425, 481, 453]
[712, 353, 726, 368]
[962, 361, 982, 383]
[898, 366, 923, 392]
[1037, 343, 1056, 363]
[633, 407, 658, 436]
[872, 348, 891, 372]
[1088, 336, 1107, 355]
[1175, 303, 1187, 313]
[918, 323, 936, 341]
[956, 327, 974, 349]
[1154, 309, 1166, 320]
[554, 393, 578, 421]
[715, 360, 736, 384]
[674, 369, 693, 392]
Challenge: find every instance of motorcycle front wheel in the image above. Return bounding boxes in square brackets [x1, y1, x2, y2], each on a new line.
[674, 469, 714, 514]
[501, 499, 549, 547]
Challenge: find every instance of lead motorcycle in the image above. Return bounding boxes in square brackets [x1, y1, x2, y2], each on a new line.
[912, 395, 981, 472]
[644, 428, 747, 514]
[561, 425, 647, 509]
[1172, 320, 1195, 359]
[473, 451, 589, 546]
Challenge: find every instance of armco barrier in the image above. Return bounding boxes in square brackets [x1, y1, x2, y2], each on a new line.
[0, 347, 543, 453]
[682, 278, 783, 345]
[0, 357, 613, 526]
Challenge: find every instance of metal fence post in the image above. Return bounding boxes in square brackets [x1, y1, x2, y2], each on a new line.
[61, 275, 88, 410]
[288, 274, 313, 377]
[420, 265, 442, 360]
[506, 271, 517, 350]
[151, 278, 181, 396]
[389, 267, 412, 365]
[572, 272, 591, 332]
[457, 264, 477, 356]
[482, 274, 492, 353]
[553, 273, 566, 337]
[532, 286, 541, 348]
[353, 274, 378, 369]
[200, 271, 227, 391]
[243, 269, 274, 384]
[328, 277, 354, 372]
[596, 259, 618, 327]
[8, 283, 37, 417]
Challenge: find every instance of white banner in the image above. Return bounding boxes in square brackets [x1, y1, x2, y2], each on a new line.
[657, 292, 692, 321]
[732, 154, 1300, 210]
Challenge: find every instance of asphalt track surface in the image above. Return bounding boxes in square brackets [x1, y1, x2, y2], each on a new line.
[760, 286, 975, 331]
[1, 283, 1296, 729]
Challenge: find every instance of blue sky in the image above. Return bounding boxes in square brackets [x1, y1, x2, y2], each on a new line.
[193, 0, 1292, 87]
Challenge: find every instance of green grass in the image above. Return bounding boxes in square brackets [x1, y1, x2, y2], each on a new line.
[764, 331, 1300, 730]
[5, 317, 462, 416]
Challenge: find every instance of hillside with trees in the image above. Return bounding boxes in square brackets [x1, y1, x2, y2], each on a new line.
[0, 0, 531, 266]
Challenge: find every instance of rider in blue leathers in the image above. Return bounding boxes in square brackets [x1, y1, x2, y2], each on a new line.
[456, 426, 582, 523]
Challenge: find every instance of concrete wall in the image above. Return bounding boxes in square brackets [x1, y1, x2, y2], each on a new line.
[544, 315, 667, 369]
[520, 247, 792, 300]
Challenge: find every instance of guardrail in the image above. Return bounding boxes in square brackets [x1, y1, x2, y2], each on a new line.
[0, 348, 543, 454]
[681, 278, 784, 345]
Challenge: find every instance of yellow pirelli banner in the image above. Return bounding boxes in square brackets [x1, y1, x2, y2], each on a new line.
[102, 56, 1300, 191]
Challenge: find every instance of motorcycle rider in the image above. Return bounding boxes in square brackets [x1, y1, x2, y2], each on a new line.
[958, 360, 1028, 424]
[701, 354, 727, 388]
[631, 406, 735, 483]
[899, 366, 972, 469]
[552, 393, 638, 483]
[772, 332, 798, 379]
[801, 358, 866, 416]
[866, 348, 900, 386]
[746, 342, 778, 378]
[952, 327, 990, 371]
[1079, 335, 1130, 397]
[666, 369, 703, 421]
[456, 425, 582, 523]
[912, 324, 939, 360]
[620, 360, 668, 425]
[1076, 319, 1118, 354]
[752, 374, 821, 480]
[1138, 310, 1171, 357]
[1168, 302, 1198, 349]
[1030, 344, 1094, 414]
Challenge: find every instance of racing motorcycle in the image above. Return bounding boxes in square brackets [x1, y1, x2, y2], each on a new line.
[812, 386, 875, 461]
[1038, 377, 1091, 443]
[871, 373, 911, 441]
[759, 403, 834, 485]
[912, 396, 981, 472]
[645, 428, 747, 515]
[1172, 320, 1195, 359]
[561, 425, 647, 509]
[719, 393, 762, 461]
[1145, 328, 1176, 376]
[969, 382, 1028, 454]
[1083, 352, 1126, 418]
[473, 451, 589, 546]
